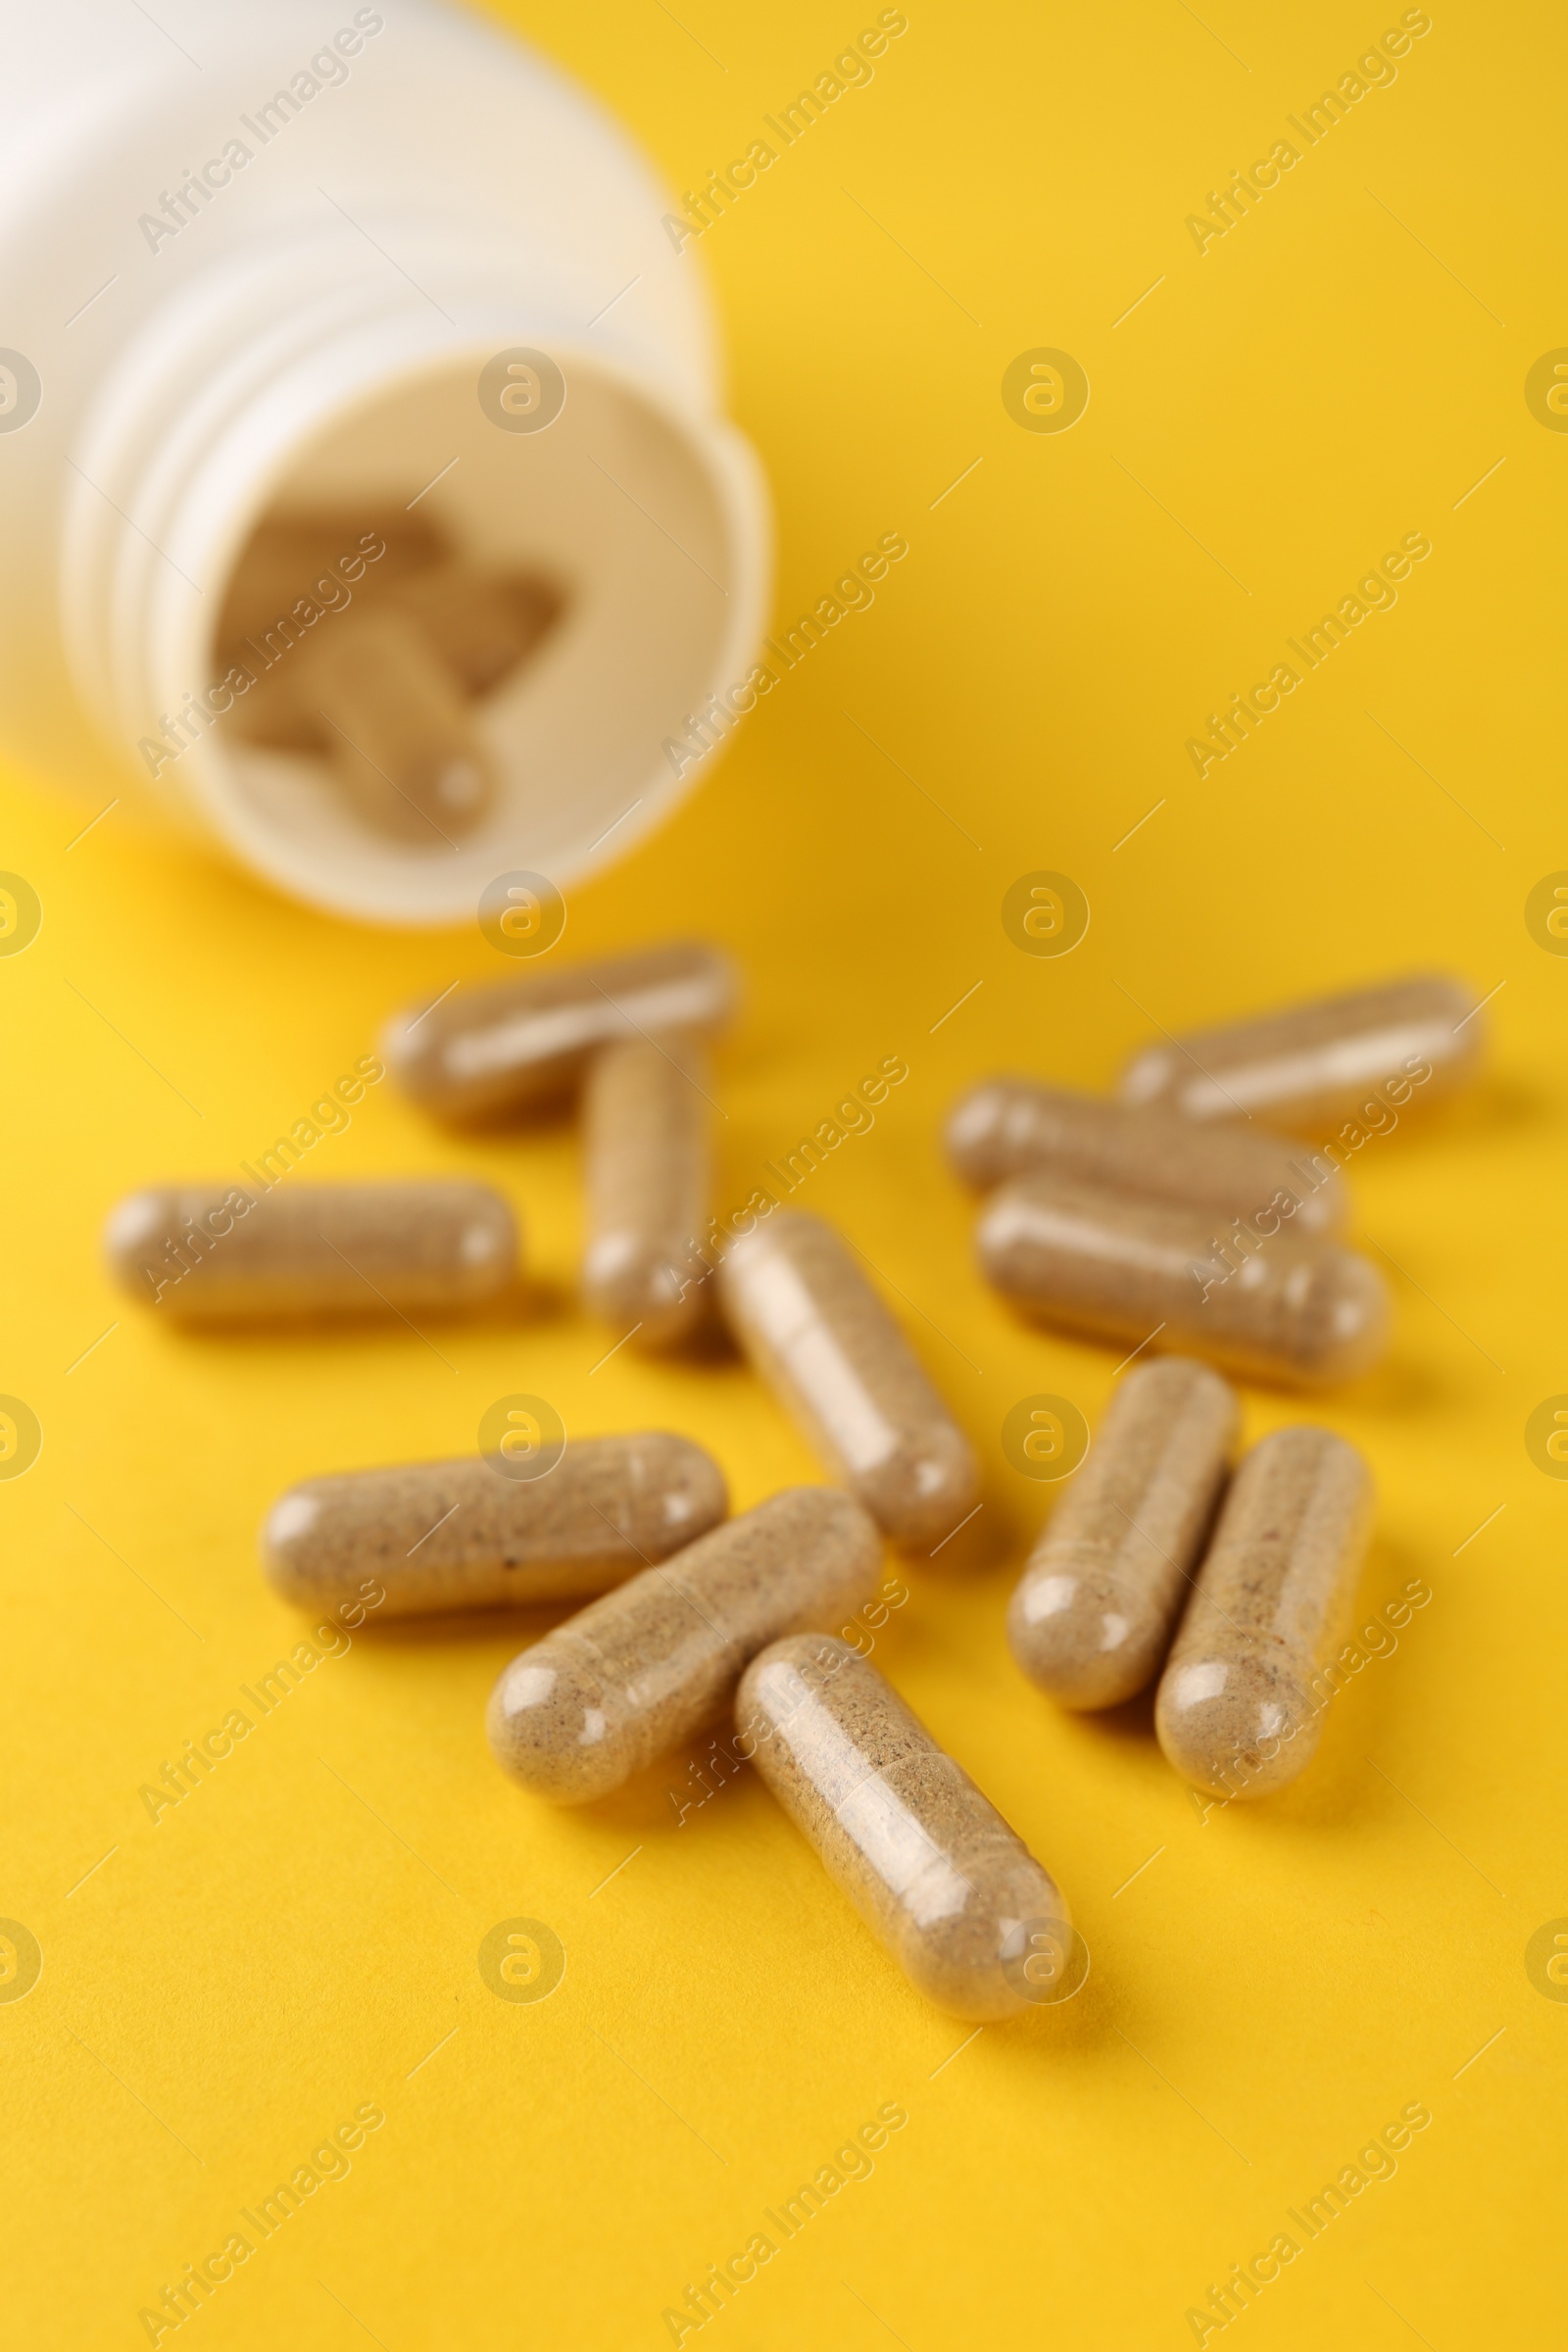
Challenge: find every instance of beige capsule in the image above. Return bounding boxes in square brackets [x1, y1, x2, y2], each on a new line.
[1118, 972, 1483, 1133]
[738, 1637, 1072, 2022]
[105, 1179, 516, 1321]
[582, 1039, 710, 1348]
[977, 1175, 1389, 1390]
[1154, 1426, 1375, 1798]
[1008, 1359, 1238, 1709]
[262, 1433, 726, 1618]
[718, 1212, 980, 1551]
[487, 1487, 879, 1802]
[384, 941, 736, 1124]
[302, 605, 496, 843]
[392, 563, 563, 697]
[947, 1077, 1347, 1239]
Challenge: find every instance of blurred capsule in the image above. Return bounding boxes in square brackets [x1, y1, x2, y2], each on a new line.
[719, 1211, 980, 1550]
[1008, 1359, 1238, 1708]
[947, 1077, 1347, 1238]
[1118, 973, 1483, 1133]
[1155, 1426, 1375, 1798]
[582, 1038, 710, 1348]
[738, 1636, 1072, 2021]
[487, 1487, 879, 1802]
[298, 606, 496, 841]
[393, 564, 563, 696]
[385, 941, 736, 1124]
[977, 1176, 1388, 1389]
[263, 1432, 726, 1617]
[105, 1179, 515, 1321]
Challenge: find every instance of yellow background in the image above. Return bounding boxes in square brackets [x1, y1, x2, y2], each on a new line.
[4, 2, 1563, 2343]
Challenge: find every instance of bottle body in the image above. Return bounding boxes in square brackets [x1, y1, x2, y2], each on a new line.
[0, 0, 768, 925]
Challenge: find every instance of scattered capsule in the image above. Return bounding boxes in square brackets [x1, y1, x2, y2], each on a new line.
[1007, 1359, 1237, 1709]
[582, 1038, 710, 1348]
[977, 1175, 1389, 1389]
[1118, 972, 1483, 1133]
[104, 1179, 516, 1321]
[718, 1212, 980, 1551]
[737, 1636, 1072, 2021]
[487, 1487, 879, 1802]
[384, 941, 737, 1124]
[947, 1077, 1347, 1238]
[262, 1433, 727, 1618]
[217, 511, 442, 658]
[1154, 1426, 1375, 1798]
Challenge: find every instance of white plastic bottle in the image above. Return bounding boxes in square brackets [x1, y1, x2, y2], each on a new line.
[0, 0, 768, 925]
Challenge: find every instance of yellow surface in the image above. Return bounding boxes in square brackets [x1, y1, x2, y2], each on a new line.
[3, 3, 1562, 2344]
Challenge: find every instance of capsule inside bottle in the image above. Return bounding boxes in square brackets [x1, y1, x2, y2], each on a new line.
[582, 1037, 710, 1348]
[738, 1636, 1073, 2021]
[1008, 1358, 1238, 1709]
[1118, 972, 1483, 1132]
[946, 1077, 1347, 1238]
[263, 1432, 728, 1617]
[486, 1487, 880, 1802]
[1154, 1425, 1375, 1798]
[718, 1211, 980, 1550]
[384, 941, 737, 1124]
[976, 1174, 1389, 1389]
[104, 1179, 516, 1320]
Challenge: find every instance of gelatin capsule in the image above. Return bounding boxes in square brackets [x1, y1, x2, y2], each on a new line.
[737, 1636, 1071, 2021]
[217, 511, 442, 655]
[393, 564, 562, 697]
[303, 606, 496, 842]
[1008, 1358, 1238, 1709]
[718, 1212, 980, 1550]
[104, 1179, 515, 1321]
[262, 1432, 726, 1618]
[582, 1038, 710, 1348]
[947, 1077, 1346, 1238]
[977, 1175, 1388, 1389]
[487, 1487, 878, 1802]
[1118, 972, 1483, 1132]
[385, 941, 736, 1124]
[1155, 1425, 1375, 1798]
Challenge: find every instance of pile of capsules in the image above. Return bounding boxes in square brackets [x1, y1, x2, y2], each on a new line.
[216, 507, 561, 842]
[104, 954, 1484, 2022]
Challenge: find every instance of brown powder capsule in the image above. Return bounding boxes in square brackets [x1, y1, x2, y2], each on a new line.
[104, 1179, 515, 1321]
[262, 1433, 726, 1618]
[1118, 972, 1483, 1132]
[297, 605, 497, 842]
[718, 1212, 980, 1550]
[486, 1487, 879, 1802]
[737, 1637, 1072, 2021]
[582, 1038, 710, 1348]
[977, 1175, 1389, 1389]
[1154, 1426, 1375, 1798]
[392, 564, 562, 697]
[946, 1077, 1347, 1238]
[384, 941, 736, 1124]
[1008, 1359, 1238, 1709]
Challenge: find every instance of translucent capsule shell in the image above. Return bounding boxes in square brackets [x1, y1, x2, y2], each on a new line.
[104, 1180, 516, 1321]
[946, 1077, 1347, 1238]
[1008, 1359, 1238, 1709]
[486, 1487, 880, 1803]
[1155, 1426, 1375, 1798]
[718, 1212, 980, 1549]
[976, 1175, 1389, 1389]
[738, 1637, 1071, 2022]
[262, 1433, 727, 1618]
[1118, 972, 1483, 1133]
[582, 1038, 710, 1348]
[384, 941, 737, 1124]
